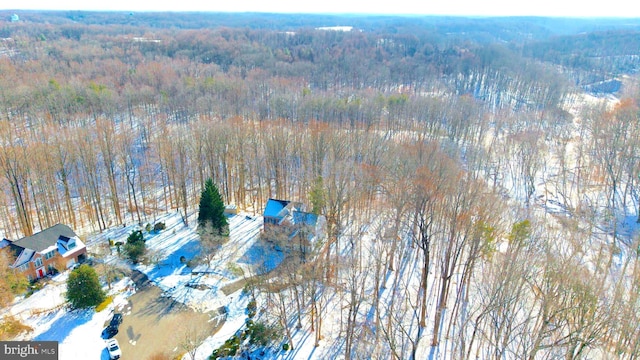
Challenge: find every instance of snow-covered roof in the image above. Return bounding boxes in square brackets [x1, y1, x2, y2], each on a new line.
[292, 211, 319, 227]
[40, 244, 58, 254]
[58, 238, 85, 258]
[263, 199, 290, 218]
[12, 248, 35, 267]
[0, 238, 11, 249]
[11, 224, 78, 253]
[264, 199, 306, 222]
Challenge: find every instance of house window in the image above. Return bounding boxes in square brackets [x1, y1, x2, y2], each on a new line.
[67, 239, 76, 250]
[18, 263, 29, 272]
[45, 250, 56, 260]
[34, 257, 43, 267]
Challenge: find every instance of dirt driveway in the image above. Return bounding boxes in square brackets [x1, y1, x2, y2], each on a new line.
[112, 271, 223, 360]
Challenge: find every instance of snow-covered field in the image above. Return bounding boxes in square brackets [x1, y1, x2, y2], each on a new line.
[4, 273, 135, 360]
[2, 211, 281, 360]
[5, 209, 398, 360]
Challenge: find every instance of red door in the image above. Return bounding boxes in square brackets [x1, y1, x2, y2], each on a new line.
[37, 268, 45, 278]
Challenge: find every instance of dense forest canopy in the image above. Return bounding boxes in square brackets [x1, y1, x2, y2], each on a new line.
[1, 11, 640, 359]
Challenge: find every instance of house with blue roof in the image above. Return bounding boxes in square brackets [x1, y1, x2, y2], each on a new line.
[262, 199, 326, 257]
[263, 199, 302, 229]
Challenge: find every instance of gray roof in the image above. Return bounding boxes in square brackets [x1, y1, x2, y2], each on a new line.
[11, 224, 78, 253]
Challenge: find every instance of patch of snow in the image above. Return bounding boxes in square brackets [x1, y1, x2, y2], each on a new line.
[316, 26, 353, 31]
[5, 210, 334, 360]
[185, 289, 249, 360]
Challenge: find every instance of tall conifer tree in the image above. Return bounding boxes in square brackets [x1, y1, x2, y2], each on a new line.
[198, 178, 228, 234]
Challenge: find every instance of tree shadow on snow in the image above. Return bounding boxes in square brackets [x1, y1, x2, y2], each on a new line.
[34, 309, 94, 342]
[237, 240, 285, 274]
[100, 347, 111, 360]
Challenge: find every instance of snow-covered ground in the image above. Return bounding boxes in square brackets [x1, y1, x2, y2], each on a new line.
[189, 290, 250, 360]
[9, 189, 634, 360]
[3, 211, 281, 360]
[5, 208, 377, 360]
[3, 209, 461, 360]
[5, 273, 135, 360]
[134, 212, 266, 313]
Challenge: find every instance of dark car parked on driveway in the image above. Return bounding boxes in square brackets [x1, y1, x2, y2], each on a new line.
[110, 313, 123, 327]
[103, 313, 123, 339]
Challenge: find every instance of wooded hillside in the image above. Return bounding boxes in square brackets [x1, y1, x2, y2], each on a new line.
[1, 12, 640, 358]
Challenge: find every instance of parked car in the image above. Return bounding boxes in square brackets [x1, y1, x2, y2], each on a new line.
[109, 313, 123, 328]
[106, 338, 121, 360]
[103, 325, 118, 339]
[103, 313, 123, 339]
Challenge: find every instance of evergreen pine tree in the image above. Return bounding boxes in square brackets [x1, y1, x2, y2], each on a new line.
[124, 230, 146, 263]
[66, 264, 106, 309]
[309, 176, 325, 215]
[198, 178, 228, 234]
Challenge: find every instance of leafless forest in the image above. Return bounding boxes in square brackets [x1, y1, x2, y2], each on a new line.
[2, 12, 640, 358]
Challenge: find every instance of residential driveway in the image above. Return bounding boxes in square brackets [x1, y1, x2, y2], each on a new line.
[112, 271, 223, 360]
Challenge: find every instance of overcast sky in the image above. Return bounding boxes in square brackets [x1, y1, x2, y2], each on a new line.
[7, 0, 640, 18]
